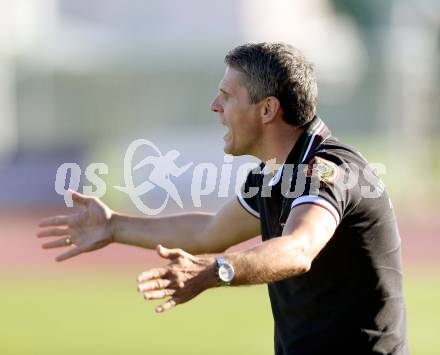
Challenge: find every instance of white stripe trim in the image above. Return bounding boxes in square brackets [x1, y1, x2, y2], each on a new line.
[261, 164, 271, 175]
[301, 121, 324, 163]
[268, 164, 285, 186]
[291, 195, 340, 225]
[237, 194, 260, 219]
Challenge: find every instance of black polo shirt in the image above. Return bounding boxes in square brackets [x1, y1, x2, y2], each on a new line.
[237, 117, 408, 354]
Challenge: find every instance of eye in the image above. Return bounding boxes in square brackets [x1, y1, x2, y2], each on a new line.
[219, 89, 229, 98]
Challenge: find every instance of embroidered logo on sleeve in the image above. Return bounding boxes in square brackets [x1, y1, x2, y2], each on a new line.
[304, 157, 338, 185]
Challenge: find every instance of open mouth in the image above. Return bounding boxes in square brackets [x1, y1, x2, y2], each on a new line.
[220, 119, 232, 141]
[223, 130, 232, 142]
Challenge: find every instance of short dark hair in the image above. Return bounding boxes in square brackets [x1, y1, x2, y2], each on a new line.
[224, 42, 317, 126]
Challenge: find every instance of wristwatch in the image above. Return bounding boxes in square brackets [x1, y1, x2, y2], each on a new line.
[215, 256, 235, 286]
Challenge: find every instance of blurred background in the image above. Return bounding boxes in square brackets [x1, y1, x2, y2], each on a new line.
[1, 0, 439, 354]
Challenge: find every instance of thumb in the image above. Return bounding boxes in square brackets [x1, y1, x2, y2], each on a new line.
[156, 244, 184, 259]
[70, 190, 90, 207]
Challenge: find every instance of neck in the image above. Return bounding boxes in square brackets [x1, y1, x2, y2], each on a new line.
[254, 124, 305, 167]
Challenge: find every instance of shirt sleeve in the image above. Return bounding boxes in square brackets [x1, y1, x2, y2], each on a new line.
[289, 153, 354, 226]
[236, 165, 263, 219]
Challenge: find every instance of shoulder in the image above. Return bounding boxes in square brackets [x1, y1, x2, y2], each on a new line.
[315, 137, 369, 168]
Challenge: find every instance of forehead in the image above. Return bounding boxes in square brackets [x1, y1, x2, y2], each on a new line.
[218, 66, 246, 93]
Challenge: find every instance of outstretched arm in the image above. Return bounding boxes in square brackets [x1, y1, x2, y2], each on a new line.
[137, 203, 337, 313]
[112, 196, 260, 254]
[37, 191, 260, 261]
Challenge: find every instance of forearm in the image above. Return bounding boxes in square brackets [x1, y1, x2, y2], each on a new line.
[224, 235, 311, 286]
[135, 205, 335, 312]
[111, 212, 215, 253]
[218, 205, 336, 286]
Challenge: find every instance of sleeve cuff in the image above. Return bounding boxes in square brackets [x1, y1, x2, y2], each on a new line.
[237, 194, 260, 219]
[291, 195, 341, 225]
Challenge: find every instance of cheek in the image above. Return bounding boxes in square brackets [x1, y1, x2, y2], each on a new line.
[223, 101, 236, 117]
[225, 102, 246, 125]
[224, 101, 259, 137]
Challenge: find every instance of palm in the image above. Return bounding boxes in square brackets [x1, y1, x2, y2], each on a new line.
[72, 198, 113, 251]
[38, 191, 114, 261]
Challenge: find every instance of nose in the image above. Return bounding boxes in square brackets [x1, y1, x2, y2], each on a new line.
[210, 95, 223, 113]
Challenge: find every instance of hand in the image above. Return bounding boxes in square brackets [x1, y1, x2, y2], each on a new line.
[37, 190, 114, 262]
[137, 245, 218, 313]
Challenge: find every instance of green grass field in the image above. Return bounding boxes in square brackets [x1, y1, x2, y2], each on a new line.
[1, 268, 438, 355]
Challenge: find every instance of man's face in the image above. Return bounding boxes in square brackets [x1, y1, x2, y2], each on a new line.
[211, 66, 262, 156]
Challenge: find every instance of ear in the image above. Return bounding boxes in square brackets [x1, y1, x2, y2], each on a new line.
[260, 96, 281, 124]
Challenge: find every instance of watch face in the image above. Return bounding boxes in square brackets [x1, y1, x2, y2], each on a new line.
[218, 264, 234, 283]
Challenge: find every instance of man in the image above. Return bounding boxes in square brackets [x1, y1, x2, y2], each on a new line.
[38, 43, 408, 354]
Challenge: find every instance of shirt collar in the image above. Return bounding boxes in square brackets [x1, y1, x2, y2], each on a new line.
[263, 116, 331, 186]
[285, 115, 331, 167]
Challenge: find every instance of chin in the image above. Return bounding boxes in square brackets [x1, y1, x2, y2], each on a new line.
[224, 144, 246, 157]
[223, 142, 235, 155]
[223, 145, 233, 155]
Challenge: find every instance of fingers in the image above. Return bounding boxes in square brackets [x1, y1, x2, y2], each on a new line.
[37, 227, 73, 238]
[42, 238, 74, 249]
[143, 289, 175, 301]
[137, 271, 178, 312]
[139, 247, 199, 314]
[38, 215, 71, 227]
[137, 268, 168, 282]
[156, 298, 178, 313]
[137, 279, 171, 292]
[156, 244, 190, 260]
[55, 246, 84, 262]
[38, 191, 89, 228]
[38, 213, 82, 228]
